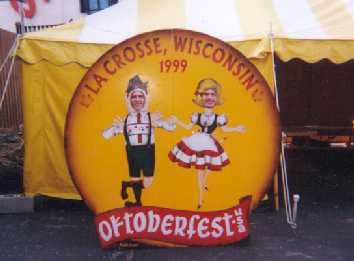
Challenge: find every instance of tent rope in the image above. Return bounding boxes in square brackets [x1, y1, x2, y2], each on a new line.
[0, 35, 18, 74]
[0, 36, 19, 112]
[269, 27, 300, 229]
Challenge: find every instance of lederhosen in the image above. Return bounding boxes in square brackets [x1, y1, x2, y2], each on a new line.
[123, 113, 155, 178]
[196, 113, 218, 134]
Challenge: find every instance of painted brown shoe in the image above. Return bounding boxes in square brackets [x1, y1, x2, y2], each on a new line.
[121, 181, 128, 200]
[125, 201, 142, 207]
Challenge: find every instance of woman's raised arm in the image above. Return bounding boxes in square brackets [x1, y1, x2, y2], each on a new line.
[170, 115, 194, 130]
[221, 124, 247, 133]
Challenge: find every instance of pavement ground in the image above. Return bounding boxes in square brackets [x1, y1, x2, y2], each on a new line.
[0, 147, 353, 261]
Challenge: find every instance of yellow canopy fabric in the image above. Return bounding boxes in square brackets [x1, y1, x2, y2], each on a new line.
[22, 61, 86, 199]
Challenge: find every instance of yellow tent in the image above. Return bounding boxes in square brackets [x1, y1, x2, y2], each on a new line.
[16, 0, 354, 199]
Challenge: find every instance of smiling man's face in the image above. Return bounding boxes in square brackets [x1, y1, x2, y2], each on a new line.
[130, 90, 146, 112]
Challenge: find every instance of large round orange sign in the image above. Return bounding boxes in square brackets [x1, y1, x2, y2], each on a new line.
[65, 29, 280, 247]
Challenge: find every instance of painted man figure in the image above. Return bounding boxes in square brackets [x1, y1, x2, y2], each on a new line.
[103, 75, 175, 207]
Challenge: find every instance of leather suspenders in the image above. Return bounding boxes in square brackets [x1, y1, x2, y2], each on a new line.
[123, 116, 130, 147]
[123, 112, 152, 147]
[147, 112, 152, 146]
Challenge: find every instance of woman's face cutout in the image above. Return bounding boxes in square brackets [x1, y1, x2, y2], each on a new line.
[201, 88, 217, 108]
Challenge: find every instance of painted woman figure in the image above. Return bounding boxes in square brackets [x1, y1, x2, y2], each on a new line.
[168, 78, 246, 209]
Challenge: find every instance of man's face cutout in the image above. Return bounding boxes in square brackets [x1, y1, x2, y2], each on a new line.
[130, 90, 146, 112]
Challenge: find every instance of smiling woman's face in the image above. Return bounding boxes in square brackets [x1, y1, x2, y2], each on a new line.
[201, 88, 217, 108]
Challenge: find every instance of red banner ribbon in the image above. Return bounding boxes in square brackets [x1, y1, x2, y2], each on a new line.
[94, 196, 251, 248]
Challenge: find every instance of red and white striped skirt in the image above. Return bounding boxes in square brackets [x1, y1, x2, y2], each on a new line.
[168, 132, 230, 171]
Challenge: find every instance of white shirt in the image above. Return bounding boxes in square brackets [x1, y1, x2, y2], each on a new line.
[191, 112, 228, 126]
[102, 111, 175, 145]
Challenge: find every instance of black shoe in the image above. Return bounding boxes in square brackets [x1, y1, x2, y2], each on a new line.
[125, 201, 142, 207]
[121, 181, 128, 200]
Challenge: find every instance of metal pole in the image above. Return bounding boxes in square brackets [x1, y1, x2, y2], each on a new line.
[269, 24, 300, 229]
[19, 0, 26, 35]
